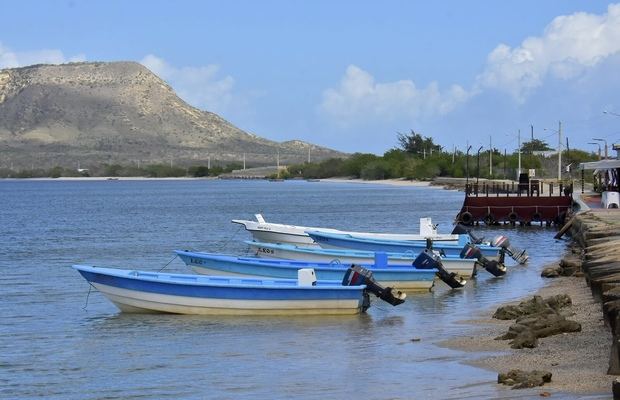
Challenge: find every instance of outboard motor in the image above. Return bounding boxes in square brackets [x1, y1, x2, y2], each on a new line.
[460, 243, 507, 277]
[451, 224, 485, 244]
[412, 249, 466, 289]
[342, 265, 406, 307]
[492, 235, 529, 265]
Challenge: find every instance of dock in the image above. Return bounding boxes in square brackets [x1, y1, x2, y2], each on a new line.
[456, 179, 573, 226]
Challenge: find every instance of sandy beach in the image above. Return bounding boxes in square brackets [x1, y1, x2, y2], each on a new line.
[441, 269, 613, 394]
[319, 177, 437, 187]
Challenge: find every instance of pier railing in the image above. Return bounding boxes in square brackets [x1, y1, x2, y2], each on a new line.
[458, 179, 573, 226]
[465, 180, 573, 198]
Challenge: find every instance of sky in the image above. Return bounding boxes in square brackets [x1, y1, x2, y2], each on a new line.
[1, 0, 620, 155]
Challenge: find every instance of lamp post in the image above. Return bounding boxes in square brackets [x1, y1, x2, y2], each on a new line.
[588, 142, 601, 160]
[593, 138, 608, 159]
[476, 146, 483, 185]
[466, 145, 472, 188]
[544, 122, 563, 182]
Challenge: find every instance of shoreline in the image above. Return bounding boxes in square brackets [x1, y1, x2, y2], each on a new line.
[440, 265, 612, 395]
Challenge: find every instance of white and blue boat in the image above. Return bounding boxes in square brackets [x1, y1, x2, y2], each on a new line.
[175, 250, 440, 291]
[307, 230, 501, 259]
[73, 264, 374, 316]
[244, 240, 477, 278]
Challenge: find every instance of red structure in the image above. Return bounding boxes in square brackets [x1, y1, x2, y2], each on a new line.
[456, 180, 572, 226]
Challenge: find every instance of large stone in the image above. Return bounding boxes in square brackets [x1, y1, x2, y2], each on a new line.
[492, 295, 571, 320]
[498, 369, 552, 389]
[541, 266, 561, 278]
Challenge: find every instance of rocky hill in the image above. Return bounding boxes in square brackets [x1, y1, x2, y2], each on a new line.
[0, 62, 344, 169]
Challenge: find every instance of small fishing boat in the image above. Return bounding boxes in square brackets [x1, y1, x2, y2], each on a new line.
[175, 250, 447, 290]
[244, 240, 477, 278]
[307, 230, 500, 259]
[175, 250, 437, 291]
[73, 264, 405, 316]
[231, 214, 461, 246]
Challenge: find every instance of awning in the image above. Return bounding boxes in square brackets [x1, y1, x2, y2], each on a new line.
[579, 159, 620, 170]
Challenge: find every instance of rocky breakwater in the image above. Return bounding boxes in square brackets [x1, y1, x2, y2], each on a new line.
[560, 210, 620, 397]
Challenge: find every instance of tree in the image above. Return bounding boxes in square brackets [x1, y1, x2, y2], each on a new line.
[521, 139, 551, 153]
[397, 130, 442, 156]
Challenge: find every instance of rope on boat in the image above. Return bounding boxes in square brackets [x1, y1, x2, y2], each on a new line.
[158, 254, 179, 272]
[82, 284, 93, 311]
[216, 224, 244, 252]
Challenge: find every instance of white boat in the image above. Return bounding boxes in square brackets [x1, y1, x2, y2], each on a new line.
[232, 214, 460, 246]
[73, 264, 379, 316]
[245, 241, 477, 278]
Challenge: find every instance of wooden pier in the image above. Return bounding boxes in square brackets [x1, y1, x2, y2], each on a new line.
[456, 179, 573, 226]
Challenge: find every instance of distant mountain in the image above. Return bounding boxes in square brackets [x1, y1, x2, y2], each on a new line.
[0, 61, 344, 169]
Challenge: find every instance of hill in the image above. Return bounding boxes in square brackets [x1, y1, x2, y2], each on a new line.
[0, 61, 344, 170]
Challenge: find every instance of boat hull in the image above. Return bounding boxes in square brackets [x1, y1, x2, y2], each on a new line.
[175, 251, 437, 291]
[245, 241, 476, 278]
[74, 265, 366, 316]
[232, 216, 459, 246]
[307, 231, 500, 260]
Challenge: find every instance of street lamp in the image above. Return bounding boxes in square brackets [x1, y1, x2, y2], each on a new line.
[588, 142, 601, 160]
[466, 145, 472, 188]
[544, 121, 563, 181]
[476, 146, 483, 185]
[593, 138, 608, 159]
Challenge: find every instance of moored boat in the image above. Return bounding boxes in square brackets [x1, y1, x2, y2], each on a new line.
[73, 264, 405, 316]
[307, 230, 501, 259]
[244, 240, 477, 278]
[175, 250, 442, 290]
[232, 214, 461, 246]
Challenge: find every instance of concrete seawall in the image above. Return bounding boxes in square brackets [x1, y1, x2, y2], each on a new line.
[565, 210, 620, 396]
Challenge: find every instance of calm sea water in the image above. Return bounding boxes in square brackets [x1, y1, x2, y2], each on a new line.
[0, 180, 602, 399]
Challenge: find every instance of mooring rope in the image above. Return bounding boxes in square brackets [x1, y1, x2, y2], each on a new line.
[158, 254, 179, 272]
[216, 224, 244, 252]
[82, 284, 93, 311]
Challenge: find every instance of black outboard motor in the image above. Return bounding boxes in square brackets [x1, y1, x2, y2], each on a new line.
[460, 243, 507, 277]
[451, 224, 485, 244]
[492, 235, 529, 265]
[342, 265, 406, 307]
[412, 249, 466, 289]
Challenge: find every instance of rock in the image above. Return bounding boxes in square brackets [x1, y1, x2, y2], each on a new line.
[495, 304, 581, 348]
[541, 266, 561, 278]
[498, 369, 552, 389]
[493, 295, 572, 320]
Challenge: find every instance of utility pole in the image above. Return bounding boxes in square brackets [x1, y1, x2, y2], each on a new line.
[208, 156, 210, 169]
[518, 129, 521, 179]
[452, 144, 455, 164]
[307, 147, 311, 163]
[489, 135, 492, 177]
[557, 121, 562, 182]
[243, 153, 246, 170]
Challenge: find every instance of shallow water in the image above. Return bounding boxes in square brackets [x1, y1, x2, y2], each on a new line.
[0, 180, 605, 399]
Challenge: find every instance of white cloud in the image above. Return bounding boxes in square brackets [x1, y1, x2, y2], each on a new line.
[141, 54, 235, 113]
[476, 3, 620, 101]
[0, 42, 85, 69]
[319, 65, 469, 124]
[320, 4, 620, 125]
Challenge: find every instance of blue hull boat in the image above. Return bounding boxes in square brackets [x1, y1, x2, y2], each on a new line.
[307, 230, 501, 259]
[245, 240, 477, 278]
[175, 250, 439, 290]
[73, 264, 370, 316]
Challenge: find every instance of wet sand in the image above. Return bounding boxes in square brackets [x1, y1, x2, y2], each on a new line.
[441, 270, 613, 394]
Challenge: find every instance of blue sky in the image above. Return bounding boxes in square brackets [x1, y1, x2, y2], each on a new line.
[1, 1, 620, 155]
